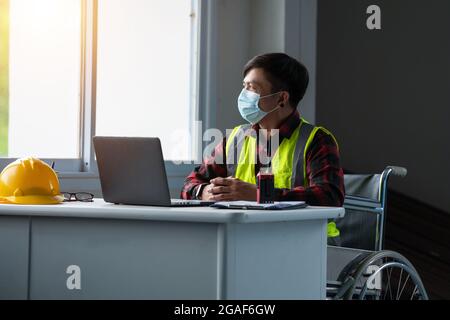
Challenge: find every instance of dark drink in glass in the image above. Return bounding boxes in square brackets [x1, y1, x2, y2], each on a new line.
[257, 167, 275, 203]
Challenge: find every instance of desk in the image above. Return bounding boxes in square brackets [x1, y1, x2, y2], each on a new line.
[0, 199, 344, 299]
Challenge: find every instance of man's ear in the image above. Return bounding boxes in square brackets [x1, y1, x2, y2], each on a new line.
[278, 91, 290, 107]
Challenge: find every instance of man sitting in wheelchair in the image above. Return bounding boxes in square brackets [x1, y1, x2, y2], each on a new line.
[181, 53, 345, 246]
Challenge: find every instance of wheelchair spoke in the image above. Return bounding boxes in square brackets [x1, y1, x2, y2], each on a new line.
[396, 268, 404, 300]
[398, 274, 410, 299]
[410, 285, 418, 300]
[383, 267, 393, 300]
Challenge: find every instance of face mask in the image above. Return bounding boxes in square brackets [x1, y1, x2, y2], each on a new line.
[237, 89, 281, 124]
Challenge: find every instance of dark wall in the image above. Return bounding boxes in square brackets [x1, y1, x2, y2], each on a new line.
[316, 0, 450, 212]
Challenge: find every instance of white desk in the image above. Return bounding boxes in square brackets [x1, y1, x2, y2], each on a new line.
[0, 199, 344, 299]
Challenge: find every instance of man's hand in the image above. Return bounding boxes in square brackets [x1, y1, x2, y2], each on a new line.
[199, 184, 215, 201]
[202, 176, 257, 201]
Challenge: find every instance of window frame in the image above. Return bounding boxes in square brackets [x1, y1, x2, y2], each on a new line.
[0, 0, 211, 179]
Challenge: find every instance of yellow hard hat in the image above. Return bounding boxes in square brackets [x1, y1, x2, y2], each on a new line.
[0, 157, 64, 205]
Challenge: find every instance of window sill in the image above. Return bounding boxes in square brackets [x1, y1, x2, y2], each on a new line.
[57, 172, 99, 179]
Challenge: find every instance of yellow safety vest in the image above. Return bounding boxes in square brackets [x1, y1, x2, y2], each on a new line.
[225, 118, 340, 238]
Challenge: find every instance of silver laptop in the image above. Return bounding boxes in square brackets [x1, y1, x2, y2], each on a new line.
[93, 136, 213, 207]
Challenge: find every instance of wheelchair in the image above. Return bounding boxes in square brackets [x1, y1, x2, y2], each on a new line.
[326, 166, 429, 300]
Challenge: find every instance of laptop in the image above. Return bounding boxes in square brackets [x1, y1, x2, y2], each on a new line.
[93, 136, 214, 207]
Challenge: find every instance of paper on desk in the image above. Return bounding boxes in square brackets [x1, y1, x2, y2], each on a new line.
[211, 200, 306, 210]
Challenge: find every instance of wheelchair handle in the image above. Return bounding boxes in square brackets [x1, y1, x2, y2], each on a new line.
[386, 166, 407, 178]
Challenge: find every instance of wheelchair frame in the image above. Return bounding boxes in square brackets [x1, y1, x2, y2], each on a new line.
[327, 166, 429, 300]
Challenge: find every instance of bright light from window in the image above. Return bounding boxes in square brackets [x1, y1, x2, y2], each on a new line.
[7, 0, 81, 158]
[96, 0, 194, 161]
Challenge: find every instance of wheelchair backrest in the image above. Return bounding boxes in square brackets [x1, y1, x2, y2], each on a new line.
[336, 173, 383, 250]
[336, 166, 406, 251]
[344, 174, 382, 202]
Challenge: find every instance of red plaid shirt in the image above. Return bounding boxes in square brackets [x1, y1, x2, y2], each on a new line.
[181, 110, 345, 206]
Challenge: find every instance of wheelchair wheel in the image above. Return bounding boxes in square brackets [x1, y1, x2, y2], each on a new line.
[335, 250, 429, 300]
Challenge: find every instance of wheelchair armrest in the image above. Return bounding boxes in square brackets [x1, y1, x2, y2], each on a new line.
[344, 195, 381, 207]
[343, 195, 383, 213]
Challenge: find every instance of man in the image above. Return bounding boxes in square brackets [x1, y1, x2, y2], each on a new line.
[181, 53, 344, 213]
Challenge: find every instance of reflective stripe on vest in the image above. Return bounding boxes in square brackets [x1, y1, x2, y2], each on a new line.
[225, 118, 340, 238]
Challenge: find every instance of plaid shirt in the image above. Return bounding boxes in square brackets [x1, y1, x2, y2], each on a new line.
[181, 110, 345, 206]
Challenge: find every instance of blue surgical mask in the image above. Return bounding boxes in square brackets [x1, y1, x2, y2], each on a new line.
[237, 88, 281, 124]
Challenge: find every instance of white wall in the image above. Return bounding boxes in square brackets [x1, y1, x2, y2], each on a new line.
[249, 0, 285, 56]
[213, 0, 317, 132]
[214, 0, 305, 132]
[214, 0, 251, 133]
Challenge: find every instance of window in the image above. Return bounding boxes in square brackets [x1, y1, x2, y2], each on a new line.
[0, 0, 81, 158]
[0, 0, 200, 170]
[0, 0, 7, 156]
[96, 0, 197, 162]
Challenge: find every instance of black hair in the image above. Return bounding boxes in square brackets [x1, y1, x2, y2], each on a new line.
[243, 53, 309, 108]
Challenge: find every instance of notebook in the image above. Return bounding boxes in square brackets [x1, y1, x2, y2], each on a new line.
[210, 201, 307, 210]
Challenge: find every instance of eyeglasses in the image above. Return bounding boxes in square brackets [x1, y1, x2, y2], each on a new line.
[62, 192, 94, 202]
